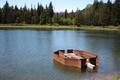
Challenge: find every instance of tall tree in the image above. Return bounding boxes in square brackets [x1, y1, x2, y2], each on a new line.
[48, 2, 54, 18]
[93, 0, 99, 10]
[0, 0, 119, 26]
[37, 3, 44, 23]
[2, 1, 10, 23]
[92, 0, 100, 25]
[31, 7, 34, 24]
[40, 9, 47, 24]
[32, 8, 39, 24]
[18, 7, 24, 23]
[45, 5, 49, 24]
[98, 0, 105, 25]
[83, 4, 94, 25]
[106, 0, 112, 25]
[114, 0, 120, 25]
[14, 5, 20, 23]
[75, 9, 83, 26]
[48, 2, 54, 24]
[70, 10, 75, 20]
[7, 6, 15, 23]
[23, 4, 27, 23]
[64, 9, 68, 18]
[0, 8, 2, 23]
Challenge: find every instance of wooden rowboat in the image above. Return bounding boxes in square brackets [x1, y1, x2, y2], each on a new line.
[53, 49, 99, 71]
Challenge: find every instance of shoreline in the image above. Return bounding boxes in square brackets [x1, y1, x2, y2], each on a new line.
[0, 24, 120, 32]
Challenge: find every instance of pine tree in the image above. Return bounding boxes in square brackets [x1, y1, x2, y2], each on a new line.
[75, 9, 83, 26]
[64, 9, 68, 18]
[0, 8, 2, 23]
[98, 0, 105, 25]
[31, 7, 34, 24]
[45, 5, 49, 24]
[92, 0, 99, 25]
[15, 5, 20, 23]
[48, 2, 54, 24]
[18, 7, 24, 23]
[70, 10, 75, 20]
[40, 10, 47, 24]
[83, 4, 94, 25]
[106, 0, 112, 25]
[37, 3, 44, 23]
[93, 0, 99, 10]
[2, 1, 10, 23]
[114, 0, 120, 25]
[49, 2, 54, 18]
[32, 8, 39, 24]
[23, 4, 27, 23]
[7, 6, 15, 23]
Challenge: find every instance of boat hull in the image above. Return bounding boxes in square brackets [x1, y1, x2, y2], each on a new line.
[53, 49, 99, 71]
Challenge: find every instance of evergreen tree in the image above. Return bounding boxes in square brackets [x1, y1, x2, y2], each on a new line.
[93, 0, 99, 10]
[75, 9, 83, 26]
[83, 4, 94, 25]
[0, 8, 2, 23]
[53, 12, 59, 24]
[106, 0, 112, 25]
[37, 3, 44, 23]
[0, 0, 119, 26]
[33, 8, 39, 24]
[92, 0, 100, 25]
[7, 6, 15, 23]
[70, 10, 75, 20]
[98, 0, 105, 25]
[18, 7, 24, 23]
[48, 2, 54, 18]
[45, 5, 49, 24]
[114, 0, 120, 25]
[64, 9, 68, 18]
[26, 9, 32, 24]
[23, 4, 27, 23]
[48, 2, 54, 24]
[14, 5, 21, 23]
[40, 10, 47, 24]
[37, 3, 40, 16]
[31, 7, 34, 24]
[2, 1, 10, 23]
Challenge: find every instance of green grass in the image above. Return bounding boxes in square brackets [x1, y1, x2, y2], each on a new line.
[112, 73, 120, 80]
[0, 24, 120, 31]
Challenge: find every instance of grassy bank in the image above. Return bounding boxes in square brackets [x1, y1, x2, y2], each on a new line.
[0, 24, 120, 31]
[0, 24, 80, 30]
[112, 73, 120, 80]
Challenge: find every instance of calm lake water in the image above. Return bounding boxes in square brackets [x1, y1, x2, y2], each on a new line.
[0, 30, 120, 80]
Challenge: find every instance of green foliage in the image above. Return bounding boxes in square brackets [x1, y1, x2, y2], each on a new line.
[114, 0, 120, 25]
[40, 10, 47, 24]
[64, 9, 68, 18]
[75, 9, 83, 26]
[70, 10, 75, 20]
[80, 0, 120, 26]
[37, 3, 44, 16]
[54, 16, 74, 25]
[0, 8, 2, 23]
[48, 2, 54, 18]
[0, 0, 120, 26]
[2, 1, 10, 23]
[0, 1, 54, 25]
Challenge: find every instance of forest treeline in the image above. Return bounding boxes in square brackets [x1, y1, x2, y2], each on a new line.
[0, 0, 120, 26]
